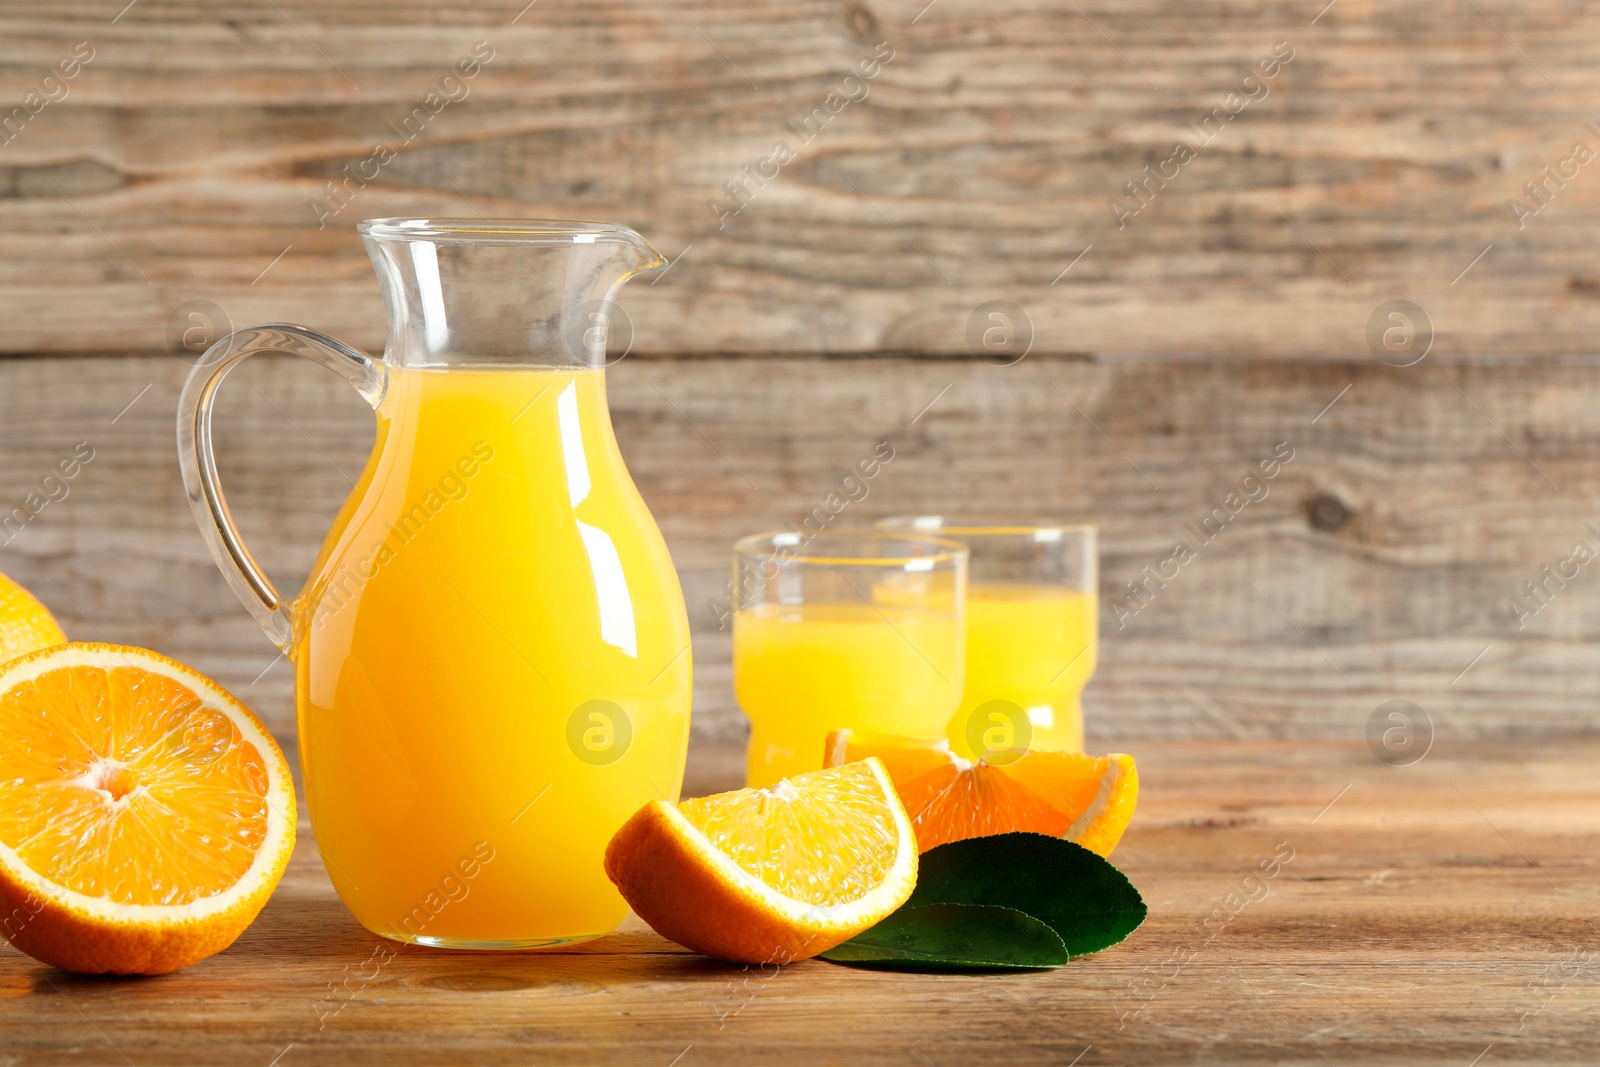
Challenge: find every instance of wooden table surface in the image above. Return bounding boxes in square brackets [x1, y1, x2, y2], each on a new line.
[2, 737, 1595, 1066]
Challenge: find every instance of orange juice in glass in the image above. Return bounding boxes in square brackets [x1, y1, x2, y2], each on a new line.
[733, 532, 967, 787]
[878, 516, 1096, 758]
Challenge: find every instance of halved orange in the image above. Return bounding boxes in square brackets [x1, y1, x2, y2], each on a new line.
[0, 643, 295, 974]
[825, 730, 1138, 856]
[0, 570, 66, 665]
[604, 758, 917, 964]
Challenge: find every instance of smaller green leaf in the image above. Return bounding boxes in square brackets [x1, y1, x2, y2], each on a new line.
[819, 904, 1068, 971]
[907, 833, 1147, 957]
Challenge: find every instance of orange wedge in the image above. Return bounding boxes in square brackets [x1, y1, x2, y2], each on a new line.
[0, 643, 295, 974]
[604, 758, 917, 964]
[0, 571, 66, 666]
[825, 730, 1138, 857]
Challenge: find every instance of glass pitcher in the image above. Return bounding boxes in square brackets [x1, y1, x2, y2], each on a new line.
[177, 219, 692, 949]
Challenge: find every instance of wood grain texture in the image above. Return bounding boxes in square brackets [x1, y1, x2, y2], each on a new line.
[1, 738, 1596, 1065]
[2, 2, 1600, 357]
[2, 353, 1599, 751]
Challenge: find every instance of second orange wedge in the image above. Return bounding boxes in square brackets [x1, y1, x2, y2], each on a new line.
[605, 759, 917, 964]
[825, 730, 1138, 856]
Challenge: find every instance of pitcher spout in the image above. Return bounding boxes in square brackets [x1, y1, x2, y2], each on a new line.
[357, 218, 666, 368]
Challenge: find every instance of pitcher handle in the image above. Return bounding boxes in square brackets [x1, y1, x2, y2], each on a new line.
[177, 324, 388, 651]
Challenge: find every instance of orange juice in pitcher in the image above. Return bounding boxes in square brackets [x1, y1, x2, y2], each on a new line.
[179, 220, 691, 948]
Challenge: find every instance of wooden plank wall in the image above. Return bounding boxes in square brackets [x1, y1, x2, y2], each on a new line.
[1, 3, 1598, 749]
[1, 353, 1597, 747]
[0, 1, 1598, 357]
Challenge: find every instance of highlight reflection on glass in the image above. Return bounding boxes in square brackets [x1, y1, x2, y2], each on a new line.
[558, 379, 638, 658]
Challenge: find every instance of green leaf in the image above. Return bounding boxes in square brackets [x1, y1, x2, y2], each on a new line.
[905, 832, 1147, 957]
[819, 904, 1068, 970]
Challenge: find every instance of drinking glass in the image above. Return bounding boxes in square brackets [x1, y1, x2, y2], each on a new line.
[732, 531, 967, 787]
[877, 516, 1096, 759]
